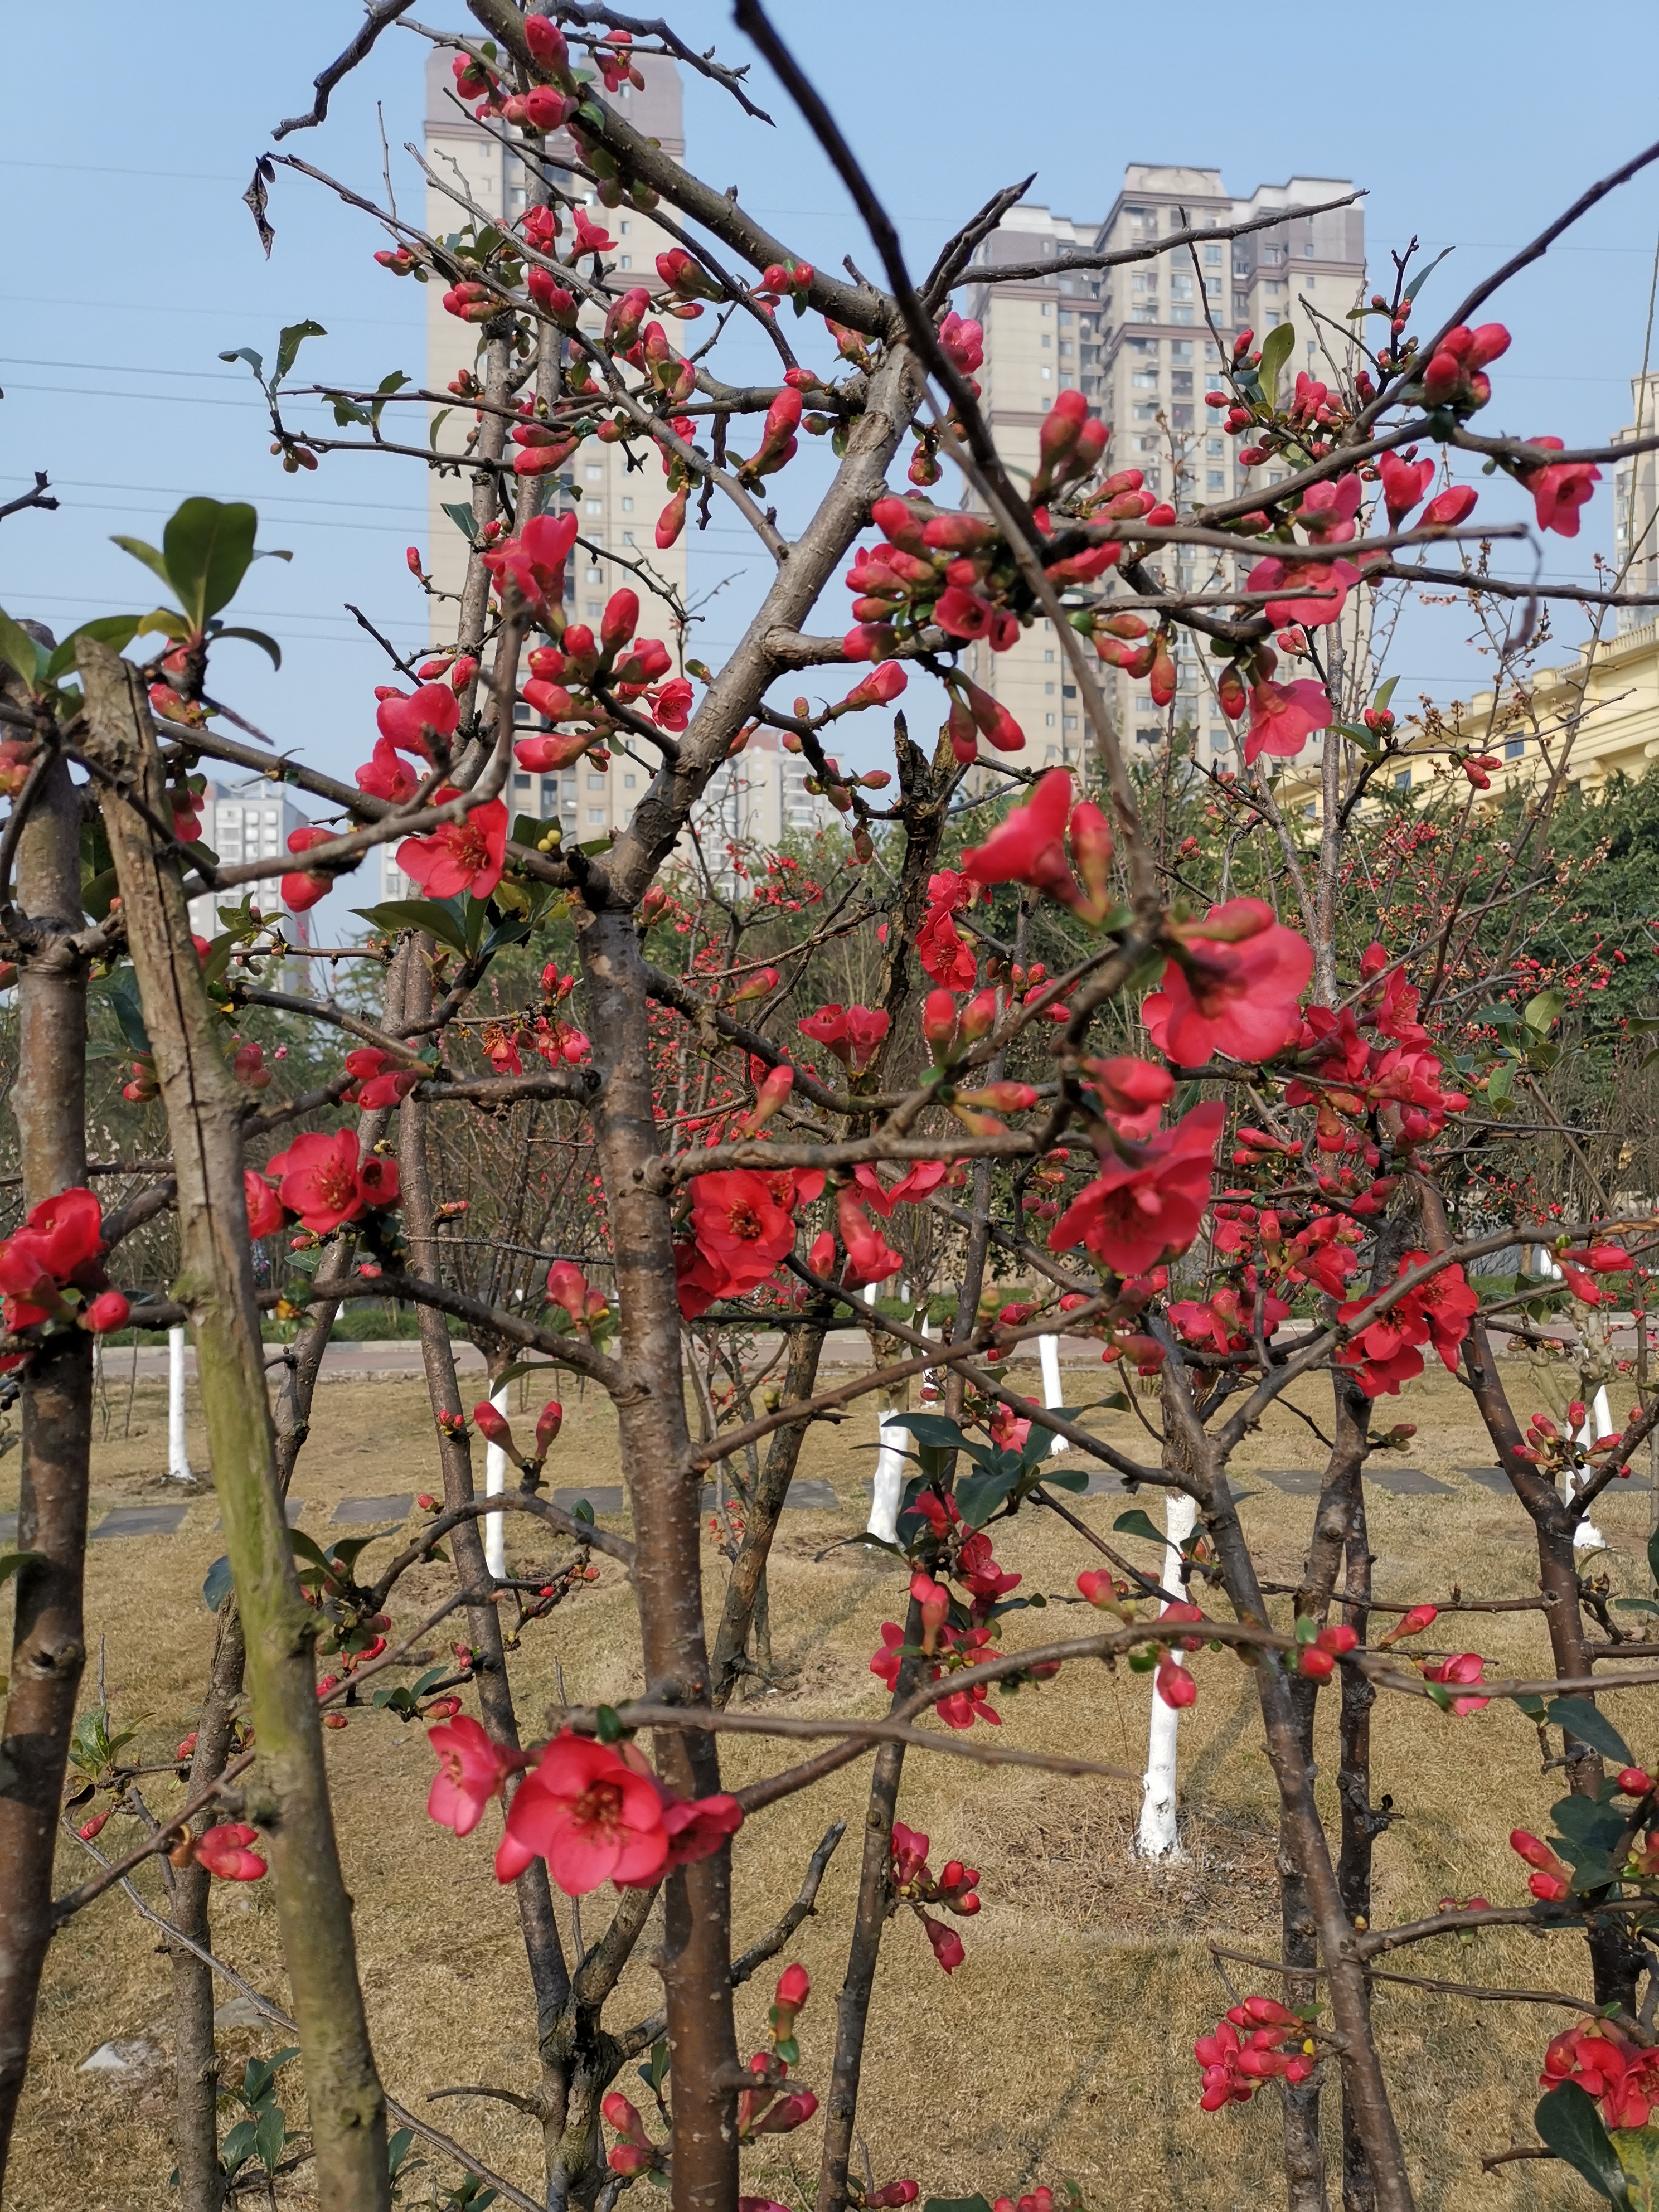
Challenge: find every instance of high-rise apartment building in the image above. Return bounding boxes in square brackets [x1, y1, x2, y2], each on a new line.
[1614, 371, 1659, 629]
[958, 164, 1365, 767]
[422, 50, 690, 845]
[186, 776, 315, 944]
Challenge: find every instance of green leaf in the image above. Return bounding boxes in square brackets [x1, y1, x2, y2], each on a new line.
[1646, 1524, 1659, 1594]
[163, 498, 259, 632]
[218, 345, 267, 387]
[328, 394, 375, 427]
[108, 968, 152, 1056]
[1613, 2123, 1659, 2211]
[352, 900, 469, 956]
[886, 1412, 969, 1452]
[955, 1468, 1018, 1529]
[1514, 1692, 1548, 1719]
[443, 499, 479, 544]
[1372, 674, 1400, 715]
[0, 1550, 43, 1589]
[1524, 988, 1566, 1036]
[386, 2127, 419, 2179]
[429, 408, 453, 454]
[274, 318, 327, 385]
[1401, 245, 1456, 306]
[1535, 2082, 1631, 2205]
[594, 1704, 625, 1743]
[1257, 321, 1296, 411]
[1548, 1697, 1634, 1767]
[1041, 1464, 1089, 1495]
[202, 1555, 234, 1613]
[212, 625, 282, 671]
[254, 2101, 287, 2175]
[219, 2119, 258, 2178]
[45, 613, 158, 683]
[110, 533, 174, 596]
[1113, 1508, 1165, 1545]
[0, 606, 43, 690]
[571, 1498, 596, 1527]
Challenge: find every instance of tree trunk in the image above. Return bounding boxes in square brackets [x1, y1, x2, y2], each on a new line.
[398, 952, 573, 2183]
[711, 1319, 828, 1706]
[78, 639, 390, 2212]
[0, 752, 91, 2181]
[575, 906, 738, 2212]
[1336, 1473, 1378, 2212]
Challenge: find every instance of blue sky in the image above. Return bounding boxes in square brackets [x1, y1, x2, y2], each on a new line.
[4, 0, 1658, 914]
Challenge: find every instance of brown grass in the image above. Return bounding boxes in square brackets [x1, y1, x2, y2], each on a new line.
[4, 1356, 1648, 2209]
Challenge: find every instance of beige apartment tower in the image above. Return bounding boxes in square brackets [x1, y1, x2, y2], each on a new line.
[958, 164, 1365, 769]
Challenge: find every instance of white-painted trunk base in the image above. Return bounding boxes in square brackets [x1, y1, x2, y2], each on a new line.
[1137, 1489, 1198, 1859]
[484, 1381, 510, 1578]
[167, 1326, 192, 1485]
[1571, 1384, 1613, 1552]
[1038, 1333, 1068, 1451]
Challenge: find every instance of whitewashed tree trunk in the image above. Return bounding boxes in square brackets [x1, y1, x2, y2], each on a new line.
[1137, 1488, 1197, 1859]
[1038, 1333, 1068, 1452]
[1571, 1384, 1613, 1551]
[483, 1380, 509, 1579]
[865, 1284, 907, 1544]
[166, 1325, 192, 1484]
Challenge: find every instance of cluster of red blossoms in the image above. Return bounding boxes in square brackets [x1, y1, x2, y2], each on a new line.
[1195, 1996, 1317, 2110]
[253, 1131, 400, 1239]
[0, 1187, 129, 1350]
[425, 1717, 741, 1896]
[890, 1819, 982, 1973]
[1541, 2021, 1659, 2131]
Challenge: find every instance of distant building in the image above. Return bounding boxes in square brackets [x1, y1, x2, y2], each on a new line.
[691, 728, 831, 856]
[186, 777, 314, 944]
[423, 50, 691, 846]
[958, 165, 1365, 773]
[1614, 371, 1659, 628]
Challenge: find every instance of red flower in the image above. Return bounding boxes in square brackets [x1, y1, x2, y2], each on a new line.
[1143, 900, 1312, 1067]
[916, 869, 978, 990]
[961, 770, 1080, 908]
[1243, 677, 1332, 765]
[1048, 1102, 1224, 1277]
[481, 511, 580, 617]
[1421, 1652, 1490, 1715]
[675, 1169, 797, 1319]
[1378, 453, 1434, 528]
[661, 1788, 744, 1869]
[795, 1002, 890, 1073]
[356, 738, 419, 804]
[82, 1290, 130, 1334]
[193, 1823, 267, 1881]
[919, 1910, 965, 1973]
[397, 789, 508, 901]
[20, 1187, 103, 1282]
[837, 1188, 902, 1288]
[376, 682, 461, 759]
[427, 1714, 520, 1837]
[1245, 555, 1361, 631]
[1542, 2023, 1659, 2131]
[265, 1131, 371, 1235]
[497, 1732, 668, 1893]
[1518, 437, 1602, 538]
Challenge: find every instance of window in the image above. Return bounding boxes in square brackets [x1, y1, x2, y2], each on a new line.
[1206, 436, 1223, 457]
[1506, 738, 1524, 759]
[588, 807, 604, 823]
[623, 773, 637, 789]
[1044, 680, 1055, 695]
[1043, 648, 1054, 662]
[585, 464, 603, 481]
[584, 498, 602, 515]
[1171, 371, 1192, 395]
[1062, 684, 1076, 699]
[1059, 309, 1074, 326]
[622, 531, 634, 546]
[620, 220, 631, 236]
[1040, 334, 1051, 348]
[513, 773, 532, 791]
[1303, 241, 1315, 256]
[1040, 366, 1051, 379]
[587, 773, 606, 789]
[1170, 341, 1192, 363]
[1059, 341, 1073, 357]
[1203, 242, 1223, 266]
[1207, 469, 1226, 490]
[1132, 371, 1158, 390]
[621, 496, 634, 512]
[1044, 711, 1055, 727]
[1394, 769, 1411, 790]
[619, 255, 631, 269]
[1040, 303, 1050, 318]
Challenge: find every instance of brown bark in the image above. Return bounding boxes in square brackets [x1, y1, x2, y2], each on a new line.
[398, 953, 573, 2182]
[0, 752, 90, 2181]
[575, 905, 738, 2212]
[710, 1319, 828, 1706]
[814, 1597, 924, 2212]
[1415, 1180, 1643, 2009]
[1336, 1462, 1379, 2212]
[78, 639, 390, 2212]
[1157, 1352, 1416, 2212]
[169, 1605, 246, 2212]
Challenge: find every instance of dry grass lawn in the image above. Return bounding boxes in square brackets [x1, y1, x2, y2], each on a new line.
[5, 1354, 1652, 2210]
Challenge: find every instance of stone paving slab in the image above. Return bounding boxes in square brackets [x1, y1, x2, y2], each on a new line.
[1256, 1468, 1325, 1496]
[331, 1494, 413, 1524]
[91, 1505, 191, 1540]
[1363, 1465, 1453, 1497]
[1462, 1466, 1514, 1494]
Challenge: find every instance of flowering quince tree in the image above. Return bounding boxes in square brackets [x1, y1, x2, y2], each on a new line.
[1, 15, 1659, 2212]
